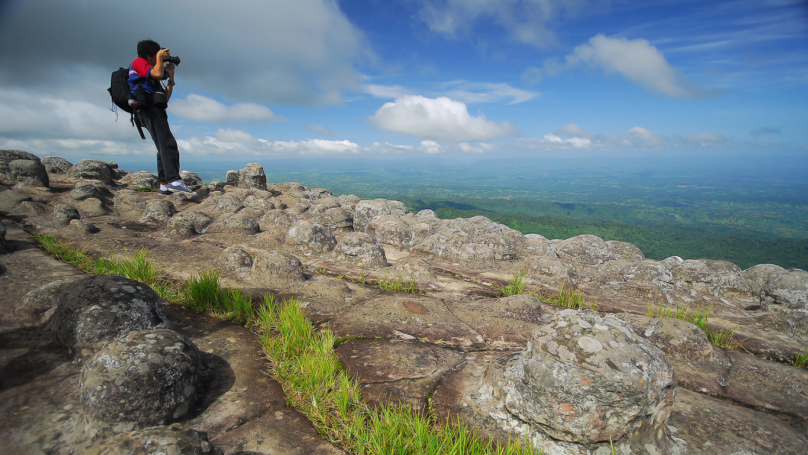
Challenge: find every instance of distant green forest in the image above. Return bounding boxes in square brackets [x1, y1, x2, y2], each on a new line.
[185, 155, 808, 270]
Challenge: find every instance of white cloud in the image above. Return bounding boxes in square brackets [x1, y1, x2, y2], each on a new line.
[368, 95, 515, 142]
[416, 0, 596, 48]
[171, 94, 282, 122]
[458, 142, 498, 154]
[179, 130, 362, 156]
[556, 34, 710, 98]
[517, 124, 667, 151]
[0, 87, 140, 141]
[444, 82, 538, 105]
[420, 140, 442, 154]
[0, 0, 372, 105]
[366, 81, 537, 105]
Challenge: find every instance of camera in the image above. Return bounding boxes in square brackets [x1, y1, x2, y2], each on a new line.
[164, 55, 181, 66]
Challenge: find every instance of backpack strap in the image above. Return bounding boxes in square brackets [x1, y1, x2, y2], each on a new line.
[132, 112, 146, 140]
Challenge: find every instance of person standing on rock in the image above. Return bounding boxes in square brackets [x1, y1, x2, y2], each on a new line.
[129, 39, 195, 195]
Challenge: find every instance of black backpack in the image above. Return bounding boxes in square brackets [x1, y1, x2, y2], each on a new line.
[108, 67, 146, 139]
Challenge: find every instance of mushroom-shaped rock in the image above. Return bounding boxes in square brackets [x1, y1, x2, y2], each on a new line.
[68, 159, 118, 184]
[9, 159, 49, 187]
[205, 210, 261, 235]
[286, 220, 337, 254]
[761, 269, 808, 313]
[215, 247, 254, 277]
[331, 232, 387, 270]
[86, 425, 223, 455]
[165, 211, 215, 239]
[80, 329, 201, 433]
[500, 310, 676, 446]
[140, 199, 177, 224]
[366, 215, 413, 248]
[50, 275, 170, 349]
[251, 251, 306, 287]
[40, 156, 72, 174]
[53, 203, 81, 226]
[238, 163, 267, 190]
[119, 170, 158, 191]
[556, 234, 615, 266]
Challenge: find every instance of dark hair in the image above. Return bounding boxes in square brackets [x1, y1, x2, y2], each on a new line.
[137, 39, 161, 59]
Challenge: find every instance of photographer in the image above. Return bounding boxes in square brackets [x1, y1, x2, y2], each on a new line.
[129, 39, 194, 195]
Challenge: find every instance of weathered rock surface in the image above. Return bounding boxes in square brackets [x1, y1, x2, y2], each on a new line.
[3, 152, 808, 455]
[80, 329, 202, 433]
[41, 156, 74, 174]
[50, 275, 170, 350]
[9, 159, 49, 187]
[68, 159, 118, 184]
[86, 425, 223, 455]
[0, 149, 41, 179]
[119, 170, 158, 191]
[237, 163, 267, 190]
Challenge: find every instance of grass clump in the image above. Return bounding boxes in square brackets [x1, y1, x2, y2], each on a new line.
[646, 300, 740, 349]
[182, 269, 254, 324]
[378, 272, 427, 295]
[499, 271, 597, 311]
[259, 296, 536, 455]
[794, 349, 808, 369]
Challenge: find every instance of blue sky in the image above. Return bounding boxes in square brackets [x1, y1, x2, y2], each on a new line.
[0, 0, 806, 161]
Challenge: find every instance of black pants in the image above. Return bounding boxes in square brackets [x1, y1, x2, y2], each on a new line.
[136, 106, 181, 183]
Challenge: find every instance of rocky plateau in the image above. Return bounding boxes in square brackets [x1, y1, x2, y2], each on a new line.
[1, 149, 807, 454]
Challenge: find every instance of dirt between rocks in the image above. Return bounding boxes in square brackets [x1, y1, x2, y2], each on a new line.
[1, 158, 808, 454]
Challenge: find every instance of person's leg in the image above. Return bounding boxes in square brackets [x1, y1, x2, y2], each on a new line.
[144, 108, 181, 183]
[137, 107, 170, 183]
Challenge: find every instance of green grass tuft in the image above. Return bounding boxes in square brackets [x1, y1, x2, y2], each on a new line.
[378, 272, 426, 295]
[499, 271, 528, 297]
[794, 348, 808, 369]
[646, 301, 740, 349]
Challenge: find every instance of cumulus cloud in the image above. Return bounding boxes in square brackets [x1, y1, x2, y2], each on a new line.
[179, 130, 362, 156]
[416, 0, 597, 48]
[369, 95, 515, 141]
[0, 0, 372, 105]
[170, 94, 282, 123]
[553, 34, 711, 98]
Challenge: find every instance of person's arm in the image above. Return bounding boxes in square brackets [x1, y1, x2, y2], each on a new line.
[149, 48, 170, 80]
[165, 64, 175, 102]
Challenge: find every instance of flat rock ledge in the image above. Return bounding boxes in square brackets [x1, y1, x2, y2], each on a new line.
[2, 154, 808, 454]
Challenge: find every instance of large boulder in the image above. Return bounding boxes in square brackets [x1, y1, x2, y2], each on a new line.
[165, 211, 215, 239]
[86, 425, 223, 455]
[140, 199, 177, 224]
[520, 233, 556, 257]
[669, 259, 755, 301]
[68, 159, 118, 184]
[761, 269, 808, 313]
[41, 156, 73, 174]
[237, 163, 267, 190]
[497, 311, 677, 450]
[353, 199, 408, 231]
[286, 220, 337, 254]
[0, 149, 40, 179]
[180, 170, 207, 191]
[9, 159, 49, 187]
[70, 180, 113, 202]
[50, 275, 170, 350]
[53, 204, 81, 226]
[607, 240, 645, 262]
[366, 215, 413, 248]
[78, 197, 109, 217]
[119, 171, 158, 191]
[251, 251, 306, 288]
[331, 232, 387, 270]
[0, 189, 33, 213]
[215, 247, 254, 277]
[205, 210, 261, 235]
[743, 263, 787, 296]
[80, 329, 201, 433]
[556, 234, 615, 266]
